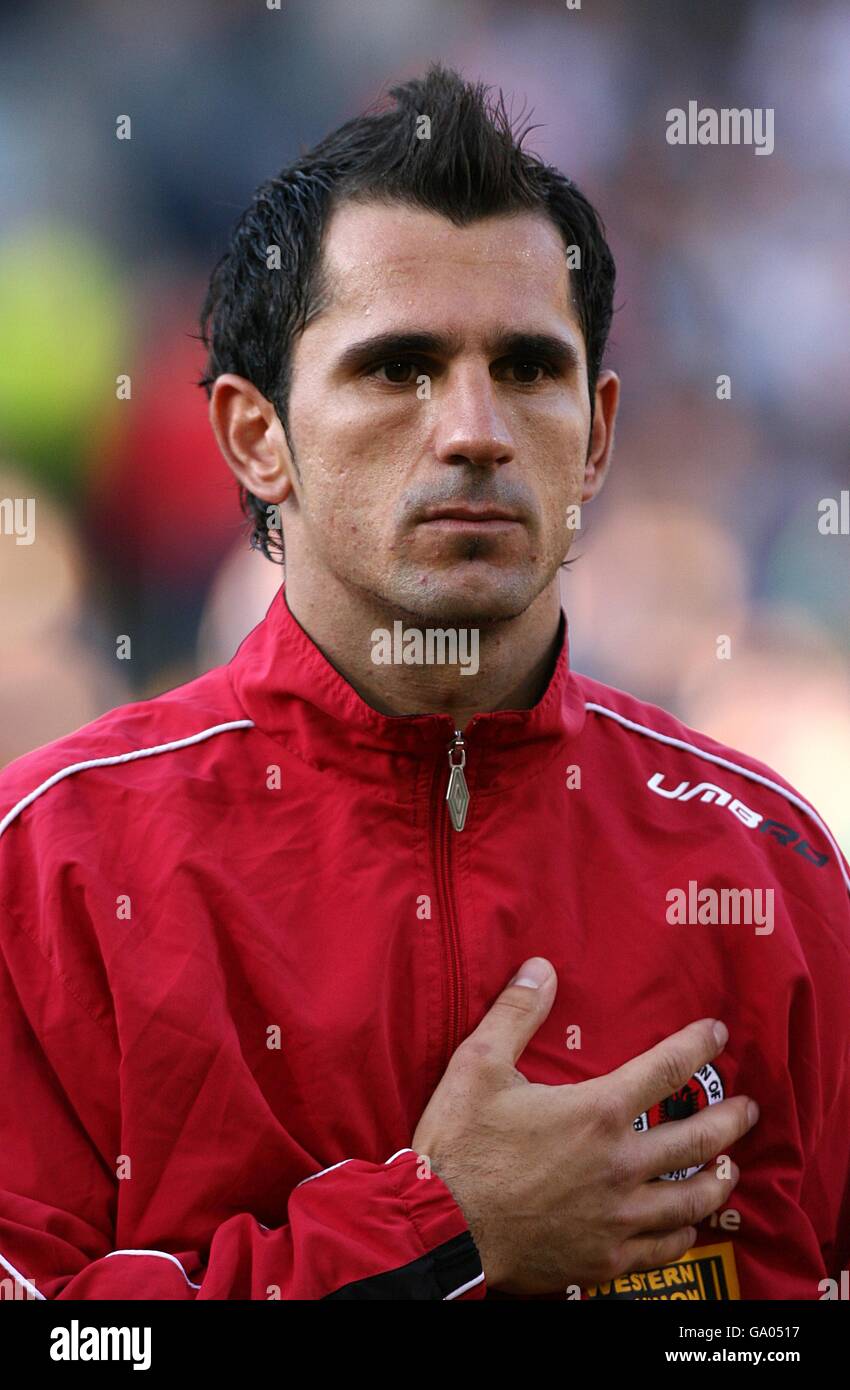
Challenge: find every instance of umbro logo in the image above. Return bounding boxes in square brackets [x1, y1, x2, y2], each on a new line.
[647, 772, 829, 869]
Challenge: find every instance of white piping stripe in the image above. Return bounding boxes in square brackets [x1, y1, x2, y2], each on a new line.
[445, 1271, 486, 1300]
[585, 702, 850, 895]
[104, 1248, 202, 1289]
[296, 1147, 416, 1189]
[0, 721, 255, 841]
[0, 1249, 46, 1299]
[294, 1158, 352, 1188]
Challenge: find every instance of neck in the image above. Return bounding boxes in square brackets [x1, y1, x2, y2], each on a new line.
[282, 568, 564, 731]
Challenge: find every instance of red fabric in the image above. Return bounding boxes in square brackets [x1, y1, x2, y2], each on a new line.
[0, 581, 848, 1300]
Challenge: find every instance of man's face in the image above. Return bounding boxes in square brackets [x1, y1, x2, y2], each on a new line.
[279, 201, 607, 625]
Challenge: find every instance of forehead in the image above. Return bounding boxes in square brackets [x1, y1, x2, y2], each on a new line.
[311, 199, 582, 344]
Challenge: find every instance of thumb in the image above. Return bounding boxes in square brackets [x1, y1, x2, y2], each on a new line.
[466, 957, 557, 1068]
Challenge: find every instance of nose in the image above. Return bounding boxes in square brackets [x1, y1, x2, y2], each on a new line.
[431, 363, 516, 468]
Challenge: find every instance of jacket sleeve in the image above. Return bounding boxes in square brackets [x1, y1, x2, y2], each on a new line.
[0, 908, 485, 1302]
[787, 829, 850, 1294]
[808, 867, 850, 1289]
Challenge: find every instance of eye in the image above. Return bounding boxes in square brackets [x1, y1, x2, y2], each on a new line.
[502, 358, 554, 385]
[366, 357, 425, 385]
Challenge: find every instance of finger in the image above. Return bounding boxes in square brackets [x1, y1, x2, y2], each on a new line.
[635, 1095, 757, 1181]
[618, 1226, 699, 1277]
[600, 1018, 729, 1121]
[458, 957, 557, 1069]
[626, 1162, 740, 1235]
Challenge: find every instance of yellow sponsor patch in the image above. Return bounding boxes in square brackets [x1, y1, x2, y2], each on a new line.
[583, 1242, 740, 1301]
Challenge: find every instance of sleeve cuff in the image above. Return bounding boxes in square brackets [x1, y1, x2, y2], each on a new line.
[389, 1148, 487, 1300]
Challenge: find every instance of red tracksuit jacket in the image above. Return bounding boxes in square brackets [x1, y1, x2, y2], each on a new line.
[1, 582, 848, 1301]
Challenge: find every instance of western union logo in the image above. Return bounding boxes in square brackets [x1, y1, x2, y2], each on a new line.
[584, 1242, 740, 1300]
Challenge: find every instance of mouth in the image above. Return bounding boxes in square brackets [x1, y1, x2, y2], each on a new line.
[417, 506, 524, 531]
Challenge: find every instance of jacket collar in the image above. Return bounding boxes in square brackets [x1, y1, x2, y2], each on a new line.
[228, 582, 587, 802]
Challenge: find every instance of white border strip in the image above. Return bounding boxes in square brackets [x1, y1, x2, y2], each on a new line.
[295, 1147, 416, 1189]
[0, 721, 255, 841]
[585, 702, 850, 894]
[0, 1249, 46, 1299]
[104, 1248, 202, 1289]
[294, 1158, 352, 1188]
[445, 1271, 486, 1300]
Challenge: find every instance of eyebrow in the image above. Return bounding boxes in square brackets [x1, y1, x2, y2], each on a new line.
[333, 328, 582, 376]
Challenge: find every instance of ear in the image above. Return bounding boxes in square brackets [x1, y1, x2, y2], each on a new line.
[208, 374, 297, 506]
[581, 369, 620, 503]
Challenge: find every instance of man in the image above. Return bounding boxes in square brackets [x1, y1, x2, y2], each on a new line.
[1, 64, 847, 1302]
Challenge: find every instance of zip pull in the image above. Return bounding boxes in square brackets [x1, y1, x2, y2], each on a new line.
[446, 728, 470, 832]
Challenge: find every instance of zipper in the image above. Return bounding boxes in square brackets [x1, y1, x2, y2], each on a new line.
[430, 727, 470, 1068]
[445, 727, 470, 832]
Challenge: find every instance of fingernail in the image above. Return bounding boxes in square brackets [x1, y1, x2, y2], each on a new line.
[510, 958, 550, 989]
[747, 1099, 759, 1126]
[713, 1020, 729, 1048]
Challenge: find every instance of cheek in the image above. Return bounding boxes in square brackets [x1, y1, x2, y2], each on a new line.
[520, 405, 586, 473]
[533, 464, 586, 559]
[305, 462, 388, 551]
[534, 442, 585, 508]
[297, 409, 417, 542]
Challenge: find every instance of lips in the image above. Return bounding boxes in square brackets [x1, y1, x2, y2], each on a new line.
[420, 507, 521, 523]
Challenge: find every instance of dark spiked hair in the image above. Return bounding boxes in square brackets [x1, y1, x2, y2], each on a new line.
[198, 62, 616, 563]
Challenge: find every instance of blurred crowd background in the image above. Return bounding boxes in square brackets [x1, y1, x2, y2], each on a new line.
[1, 0, 848, 850]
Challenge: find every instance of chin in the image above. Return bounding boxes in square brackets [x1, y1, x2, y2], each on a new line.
[389, 567, 541, 628]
